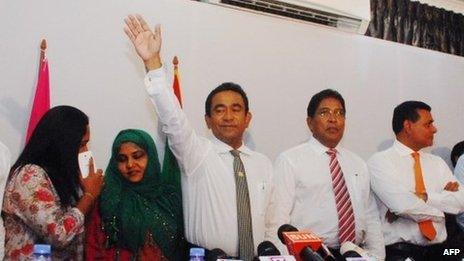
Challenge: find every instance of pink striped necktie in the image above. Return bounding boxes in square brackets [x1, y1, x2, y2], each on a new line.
[326, 148, 356, 244]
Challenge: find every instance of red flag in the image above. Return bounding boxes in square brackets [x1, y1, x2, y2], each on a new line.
[26, 40, 50, 143]
[161, 56, 183, 191]
[172, 56, 182, 107]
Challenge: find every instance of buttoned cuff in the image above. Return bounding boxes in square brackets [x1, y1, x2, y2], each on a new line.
[144, 65, 167, 96]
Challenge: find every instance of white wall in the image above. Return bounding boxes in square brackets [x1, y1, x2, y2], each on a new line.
[1, 0, 463, 169]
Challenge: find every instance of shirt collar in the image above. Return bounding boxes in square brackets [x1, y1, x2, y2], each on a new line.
[393, 139, 417, 156]
[308, 136, 340, 156]
[211, 136, 253, 156]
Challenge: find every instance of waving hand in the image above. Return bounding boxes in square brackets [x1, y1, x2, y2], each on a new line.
[124, 14, 162, 70]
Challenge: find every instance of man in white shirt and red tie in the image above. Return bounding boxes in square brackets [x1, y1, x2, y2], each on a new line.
[267, 89, 385, 260]
[368, 101, 464, 260]
[124, 14, 273, 260]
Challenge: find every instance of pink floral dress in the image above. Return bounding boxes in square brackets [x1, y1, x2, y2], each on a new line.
[2, 164, 85, 260]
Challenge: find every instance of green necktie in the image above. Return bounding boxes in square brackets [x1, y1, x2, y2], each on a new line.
[230, 149, 254, 260]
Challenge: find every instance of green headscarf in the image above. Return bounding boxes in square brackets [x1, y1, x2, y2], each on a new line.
[100, 129, 186, 260]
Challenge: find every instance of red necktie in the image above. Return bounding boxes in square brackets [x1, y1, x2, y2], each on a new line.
[327, 148, 356, 244]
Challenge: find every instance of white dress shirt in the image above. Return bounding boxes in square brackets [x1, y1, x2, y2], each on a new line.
[266, 137, 385, 259]
[0, 141, 11, 259]
[368, 140, 464, 246]
[455, 155, 464, 183]
[454, 155, 464, 231]
[144, 67, 273, 256]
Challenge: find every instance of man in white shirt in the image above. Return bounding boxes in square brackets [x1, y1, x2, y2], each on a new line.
[368, 101, 464, 260]
[454, 154, 464, 235]
[451, 141, 464, 173]
[446, 141, 464, 254]
[451, 145, 464, 184]
[124, 15, 273, 259]
[454, 154, 464, 184]
[267, 89, 384, 259]
[0, 140, 11, 259]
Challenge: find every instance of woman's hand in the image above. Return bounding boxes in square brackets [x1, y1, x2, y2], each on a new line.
[77, 158, 103, 215]
[80, 158, 104, 199]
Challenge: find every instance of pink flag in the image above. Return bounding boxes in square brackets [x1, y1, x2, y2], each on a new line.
[25, 56, 50, 143]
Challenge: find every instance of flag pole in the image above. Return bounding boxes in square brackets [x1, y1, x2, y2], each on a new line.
[40, 39, 47, 64]
[25, 39, 50, 144]
[172, 56, 183, 107]
[162, 55, 182, 188]
[173, 55, 178, 68]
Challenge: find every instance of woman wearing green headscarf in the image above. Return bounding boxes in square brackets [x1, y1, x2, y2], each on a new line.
[85, 129, 186, 260]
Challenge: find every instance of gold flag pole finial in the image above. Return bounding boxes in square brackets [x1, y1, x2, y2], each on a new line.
[173, 56, 179, 68]
[40, 39, 47, 62]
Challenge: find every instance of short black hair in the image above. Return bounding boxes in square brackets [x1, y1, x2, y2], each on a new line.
[451, 141, 464, 167]
[307, 89, 345, 117]
[392, 101, 431, 135]
[11, 106, 89, 207]
[205, 82, 249, 117]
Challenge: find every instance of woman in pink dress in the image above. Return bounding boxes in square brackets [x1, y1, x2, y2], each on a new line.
[2, 106, 104, 260]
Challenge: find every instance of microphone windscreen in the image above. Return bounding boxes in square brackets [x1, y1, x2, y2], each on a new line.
[257, 240, 281, 256]
[340, 241, 368, 258]
[317, 243, 336, 261]
[277, 224, 298, 244]
[206, 248, 228, 261]
[342, 251, 362, 258]
[300, 247, 325, 261]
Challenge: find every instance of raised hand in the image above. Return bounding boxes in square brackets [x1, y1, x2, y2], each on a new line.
[77, 157, 104, 214]
[80, 157, 104, 199]
[124, 14, 162, 70]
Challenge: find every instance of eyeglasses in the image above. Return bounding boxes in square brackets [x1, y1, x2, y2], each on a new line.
[316, 108, 346, 119]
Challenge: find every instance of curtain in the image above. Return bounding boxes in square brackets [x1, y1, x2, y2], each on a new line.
[366, 0, 464, 56]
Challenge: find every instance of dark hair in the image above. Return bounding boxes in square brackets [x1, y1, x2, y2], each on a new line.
[11, 106, 89, 206]
[307, 89, 345, 117]
[204, 82, 249, 117]
[392, 101, 431, 135]
[451, 141, 464, 167]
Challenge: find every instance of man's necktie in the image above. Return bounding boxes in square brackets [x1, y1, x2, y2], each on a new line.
[326, 148, 356, 244]
[411, 152, 436, 241]
[230, 150, 254, 260]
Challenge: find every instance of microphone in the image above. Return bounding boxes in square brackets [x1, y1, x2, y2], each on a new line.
[278, 224, 298, 243]
[256, 240, 299, 261]
[300, 247, 325, 261]
[316, 243, 336, 261]
[206, 248, 228, 261]
[278, 225, 335, 260]
[257, 241, 281, 256]
[340, 242, 375, 260]
[277, 224, 324, 261]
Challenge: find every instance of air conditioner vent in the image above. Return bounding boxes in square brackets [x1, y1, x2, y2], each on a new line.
[216, 0, 364, 32]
